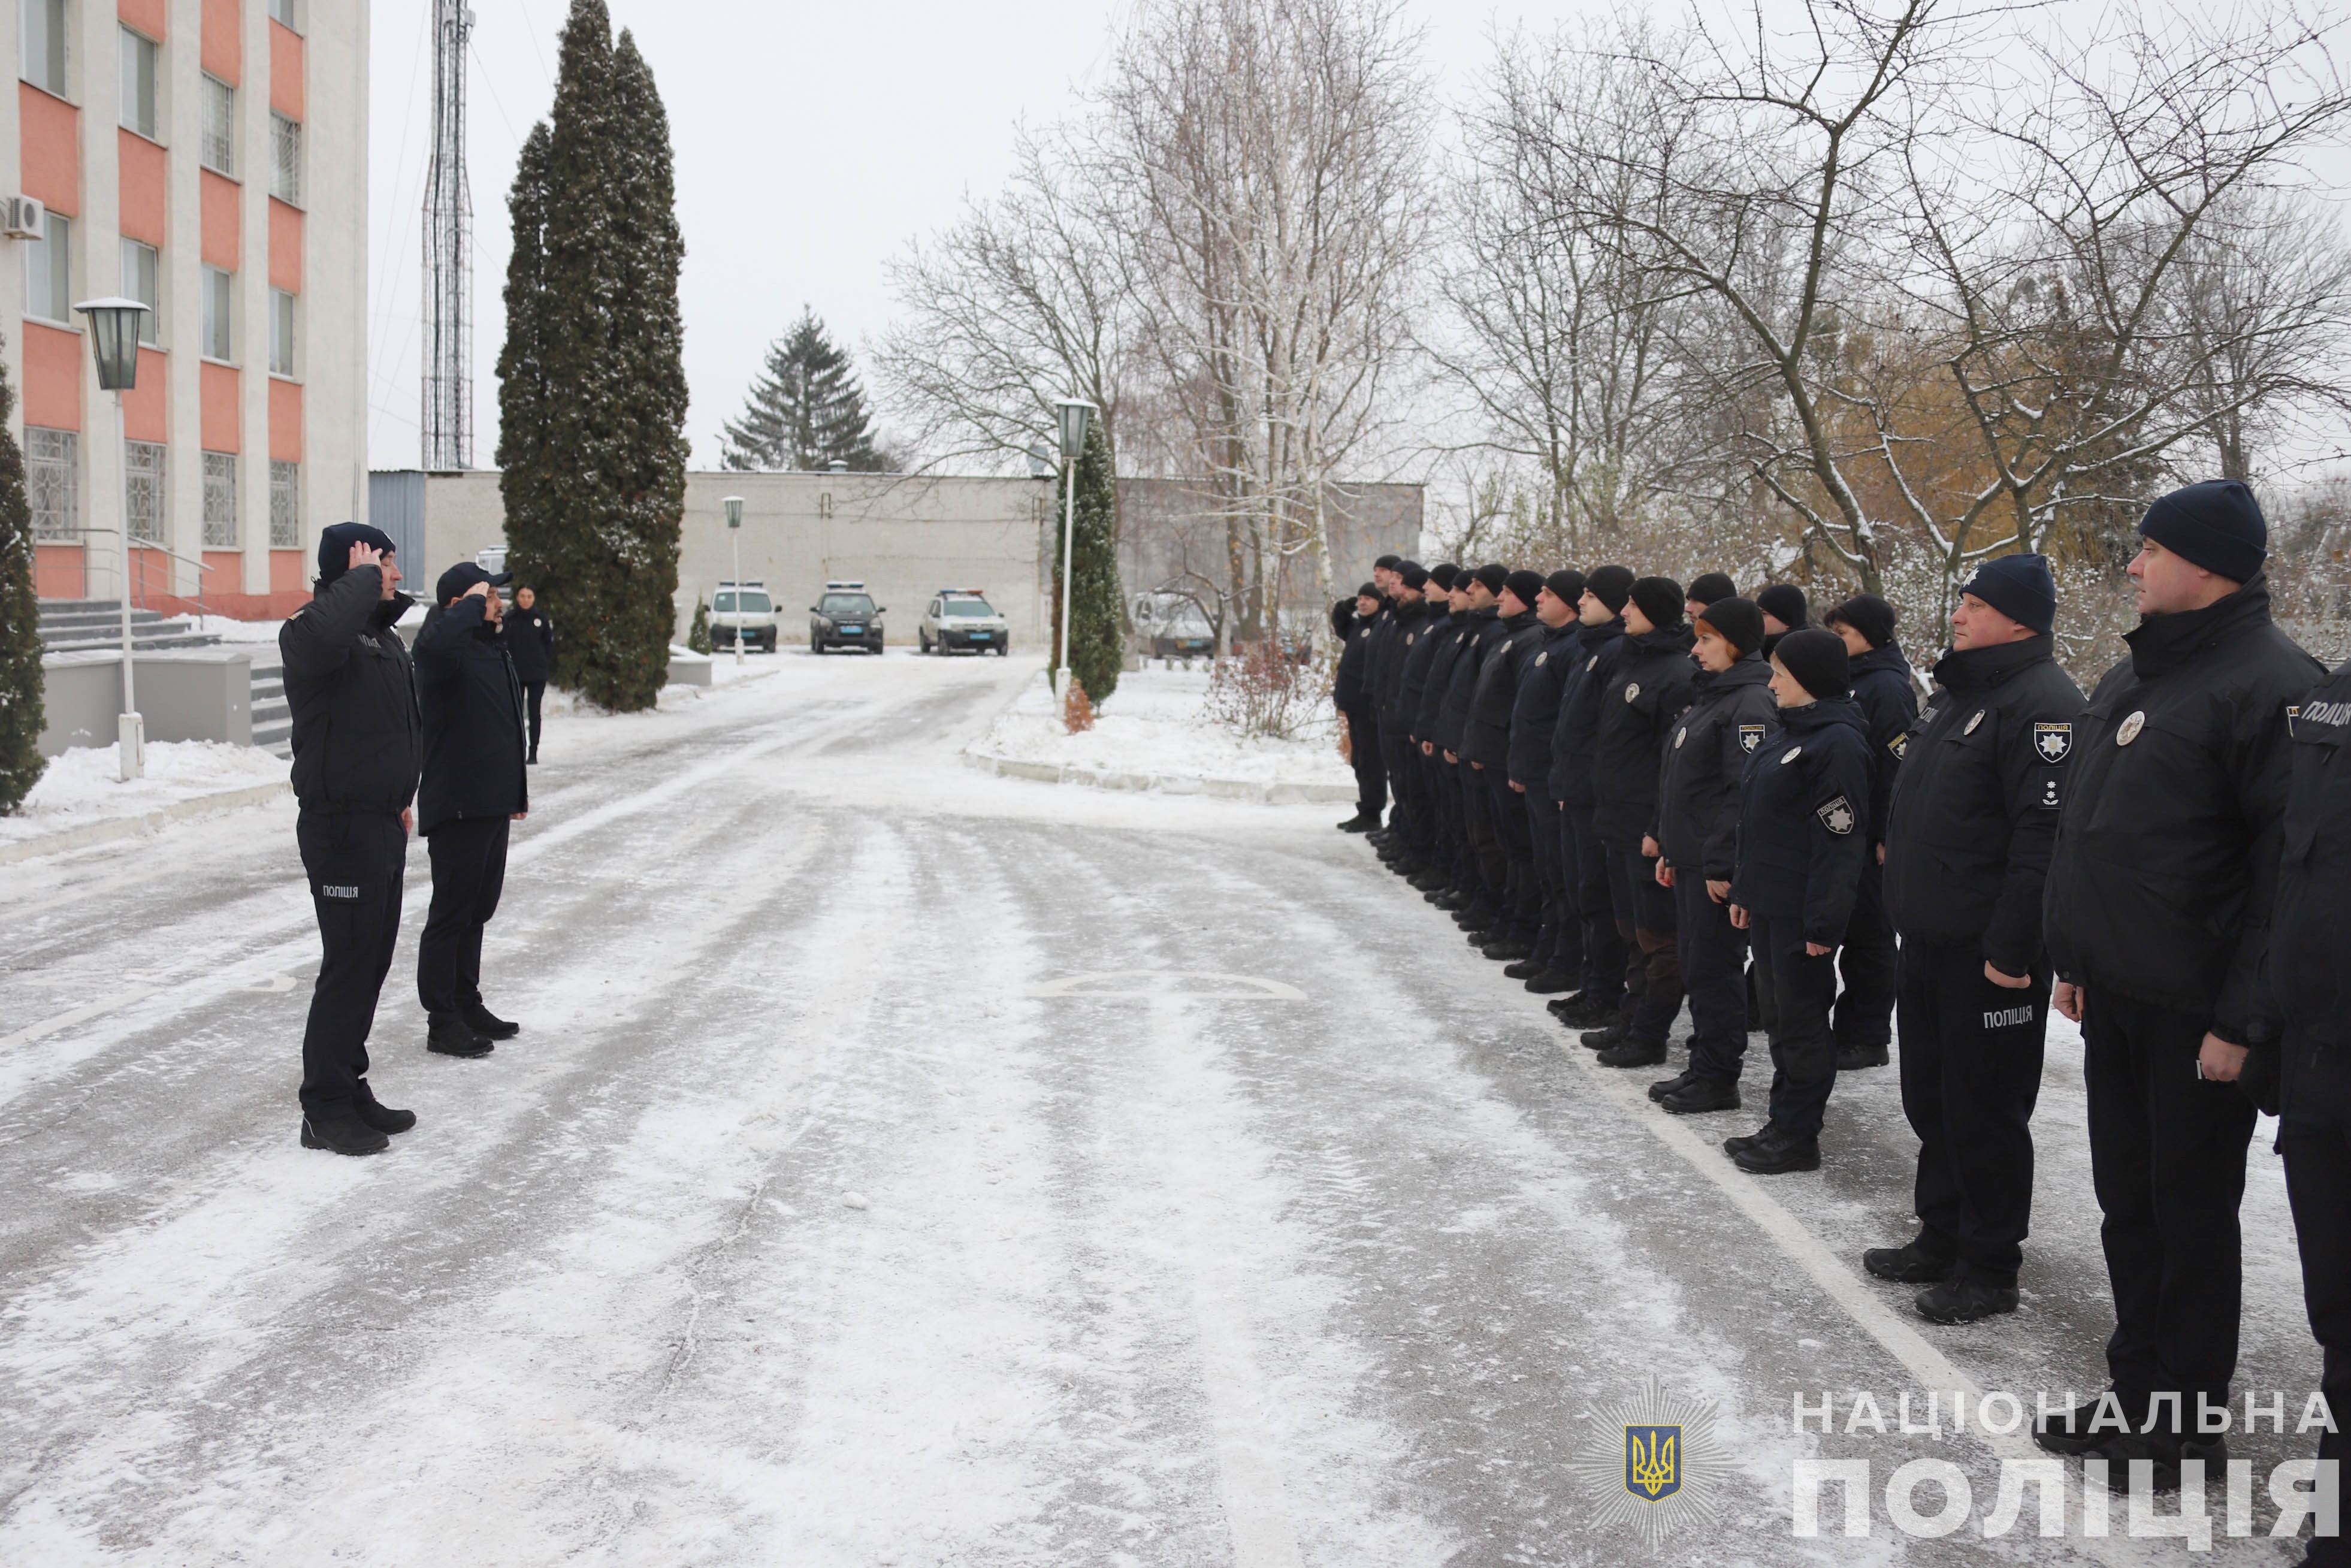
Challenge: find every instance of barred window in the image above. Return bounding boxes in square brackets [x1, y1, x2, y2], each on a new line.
[201, 75, 235, 176]
[25, 428, 77, 542]
[126, 440, 165, 543]
[271, 114, 300, 206]
[270, 460, 300, 548]
[202, 452, 238, 548]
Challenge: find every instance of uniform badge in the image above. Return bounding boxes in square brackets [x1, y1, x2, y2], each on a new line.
[2040, 777, 2062, 809]
[2116, 710, 2147, 745]
[1456, 632, 1467, 645]
[1406, 632, 1416, 645]
[1739, 724, 1765, 754]
[2287, 703, 2301, 737]
[1816, 796, 1857, 835]
[1673, 727, 1687, 749]
[1918, 707, 1938, 727]
[1964, 710, 1986, 735]
[1781, 745, 1802, 764]
[1625, 1424, 1682, 1502]
[1888, 733, 1908, 759]
[2033, 722, 2072, 762]
[1586, 655, 1598, 670]
[1536, 651, 1548, 666]
[1625, 682, 1641, 703]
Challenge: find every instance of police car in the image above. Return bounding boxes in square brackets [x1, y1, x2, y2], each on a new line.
[919, 589, 1011, 656]
[809, 582, 886, 655]
[711, 580, 778, 652]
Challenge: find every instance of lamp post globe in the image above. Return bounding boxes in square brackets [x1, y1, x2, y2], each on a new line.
[1048, 398, 1098, 696]
[73, 297, 152, 781]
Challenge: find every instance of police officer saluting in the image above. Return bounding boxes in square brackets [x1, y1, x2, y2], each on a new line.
[280, 522, 421, 1156]
[2036, 481, 2321, 1487]
[1865, 554, 2081, 1324]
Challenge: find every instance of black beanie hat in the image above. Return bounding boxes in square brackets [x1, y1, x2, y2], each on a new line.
[1586, 564, 1634, 614]
[1687, 571, 1737, 608]
[1503, 568, 1546, 609]
[2138, 479, 2267, 583]
[1630, 575, 1685, 629]
[1429, 562, 1459, 590]
[1961, 553, 2056, 635]
[1357, 581, 1380, 599]
[1374, 553, 1403, 572]
[1471, 561, 1509, 595]
[1545, 569, 1587, 605]
[1695, 595, 1765, 657]
[1824, 592, 1897, 651]
[1755, 582, 1808, 629]
[1398, 563, 1430, 591]
[1773, 627, 1851, 700]
[316, 521, 398, 588]
[1330, 597, 1355, 638]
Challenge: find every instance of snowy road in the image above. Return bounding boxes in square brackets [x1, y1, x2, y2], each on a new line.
[0, 649, 2323, 1566]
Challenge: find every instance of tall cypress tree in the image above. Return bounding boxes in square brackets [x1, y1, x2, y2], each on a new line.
[495, 122, 554, 621]
[0, 340, 44, 812]
[1054, 417, 1122, 706]
[719, 309, 887, 472]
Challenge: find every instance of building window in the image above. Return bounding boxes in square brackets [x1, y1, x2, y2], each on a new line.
[22, 0, 67, 98]
[122, 238, 161, 345]
[201, 74, 235, 175]
[202, 452, 238, 547]
[120, 27, 158, 138]
[270, 460, 300, 547]
[126, 440, 165, 544]
[202, 267, 234, 361]
[270, 289, 296, 376]
[25, 212, 70, 324]
[25, 428, 77, 542]
[270, 0, 299, 30]
[271, 114, 301, 206]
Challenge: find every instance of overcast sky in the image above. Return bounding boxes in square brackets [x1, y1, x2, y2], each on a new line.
[364, 0, 1605, 474]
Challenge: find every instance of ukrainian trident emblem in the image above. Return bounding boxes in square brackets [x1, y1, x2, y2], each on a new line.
[1567, 1376, 1722, 1551]
[1624, 1424, 1682, 1501]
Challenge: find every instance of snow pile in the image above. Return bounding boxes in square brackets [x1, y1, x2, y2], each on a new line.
[185, 614, 285, 644]
[1, 741, 288, 844]
[971, 666, 1353, 801]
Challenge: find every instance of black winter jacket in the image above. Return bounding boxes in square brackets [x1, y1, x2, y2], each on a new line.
[1546, 620, 1625, 805]
[1731, 697, 1874, 945]
[1334, 608, 1379, 712]
[2275, 660, 2351, 1050]
[507, 602, 555, 684]
[280, 566, 421, 817]
[1462, 610, 1545, 768]
[414, 597, 531, 835]
[1433, 607, 1504, 756]
[1398, 607, 1452, 739]
[1881, 638, 2083, 972]
[1507, 621, 1581, 789]
[2044, 578, 2320, 1044]
[1655, 656, 1777, 879]
[1373, 599, 1428, 729]
[1848, 642, 1921, 843]
[1592, 624, 1699, 845]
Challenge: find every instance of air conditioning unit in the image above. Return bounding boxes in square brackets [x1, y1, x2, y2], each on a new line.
[3, 195, 44, 239]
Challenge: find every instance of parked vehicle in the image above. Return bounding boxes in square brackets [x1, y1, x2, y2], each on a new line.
[919, 590, 1011, 655]
[712, 581, 778, 652]
[1132, 591, 1215, 660]
[809, 582, 886, 654]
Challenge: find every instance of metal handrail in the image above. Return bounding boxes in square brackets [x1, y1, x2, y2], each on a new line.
[64, 525, 215, 619]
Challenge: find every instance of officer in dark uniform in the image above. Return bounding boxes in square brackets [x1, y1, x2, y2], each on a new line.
[2036, 480, 2321, 1488]
[1823, 593, 1918, 1069]
[1414, 570, 1476, 901]
[1463, 569, 1549, 959]
[507, 585, 555, 763]
[1437, 565, 1512, 939]
[1651, 596, 1776, 1113]
[1865, 554, 2081, 1325]
[1585, 576, 1697, 1067]
[279, 522, 422, 1156]
[1686, 572, 1737, 624]
[1507, 569, 1588, 992]
[1334, 583, 1386, 832]
[1368, 563, 1428, 869]
[1548, 566, 1634, 1026]
[1727, 629, 1873, 1174]
[1756, 583, 1811, 659]
[1389, 564, 1456, 886]
[2274, 651, 2351, 1568]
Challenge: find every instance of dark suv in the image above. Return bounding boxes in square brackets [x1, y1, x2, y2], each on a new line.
[809, 583, 886, 655]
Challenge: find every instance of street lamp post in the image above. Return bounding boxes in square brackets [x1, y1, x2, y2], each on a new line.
[724, 495, 745, 669]
[1050, 398, 1096, 696]
[74, 297, 152, 782]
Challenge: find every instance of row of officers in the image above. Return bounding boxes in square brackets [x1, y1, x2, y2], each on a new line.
[1331, 479, 2347, 1528]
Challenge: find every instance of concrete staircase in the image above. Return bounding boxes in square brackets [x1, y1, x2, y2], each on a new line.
[37, 600, 220, 654]
[249, 653, 291, 756]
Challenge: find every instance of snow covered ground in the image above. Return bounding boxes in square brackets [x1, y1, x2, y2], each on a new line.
[974, 663, 1353, 796]
[0, 645, 2324, 1566]
[0, 739, 288, 847]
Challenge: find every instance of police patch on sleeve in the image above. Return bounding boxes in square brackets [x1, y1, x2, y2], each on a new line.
[1739, 724, 1765, 754]
[1888, 733, 1908, 760]
[2033, 721, 2072, 762]
[1816, 796, 1857, 835]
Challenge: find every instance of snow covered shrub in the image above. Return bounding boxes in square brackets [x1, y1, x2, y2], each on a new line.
[1204, 640, 1331, 739]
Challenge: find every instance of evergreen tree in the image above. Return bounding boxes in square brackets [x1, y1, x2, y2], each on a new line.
[1053, 416, 1122, 706]
[0, 341, 43, 812]
[720, 309, 889, 472]
[686, 597, 711, 655]
[495, 2, 687, 712]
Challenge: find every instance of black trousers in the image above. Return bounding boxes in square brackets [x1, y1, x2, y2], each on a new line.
[1527, 794, 1579, 974]
[1752, 911, 1839, 1135]
[1564, 802, 1624, 1002]
[1833, 860, 1897, 1052]
[524, 678, 547, 758]
[1428, 748, 1463, 878]
[1486, 769, 1538, 941]
[2282, 1043, 2351, 1496]
[1897, 942, 2050, 1286]
[1461, 761, 1504, 916]
[1675, 874, 1748, 1083]
[1343, 707, 1385, 820]
[418, 816, 511, 1019]
[1381, 729, 1421, 854]
[1606, 844, 1682, 1044]
[297, 809, 408, 1121]
[2083, 989, 2258, 1419]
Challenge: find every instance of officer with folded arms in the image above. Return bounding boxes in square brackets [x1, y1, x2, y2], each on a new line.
[1864, 554, 2081, 1325]
[2037, 481, 2321, 1489]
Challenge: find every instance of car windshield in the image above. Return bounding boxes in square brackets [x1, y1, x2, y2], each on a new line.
[945, 599, 995, 618]
[715, 591, 770, 614]
[822, 594, 875, 618]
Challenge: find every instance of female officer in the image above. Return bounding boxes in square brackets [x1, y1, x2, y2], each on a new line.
[1726, 628, 1873, 1174]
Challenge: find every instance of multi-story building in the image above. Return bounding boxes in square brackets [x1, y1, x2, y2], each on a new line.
[9, 0, 366, 620]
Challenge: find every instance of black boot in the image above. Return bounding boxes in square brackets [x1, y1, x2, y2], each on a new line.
[1914, 1278, 2019, 1324]
[353, 1084, 418, 1135]
[1503, 957, 1543, 980]
[1862, 1240, 1954, 1284]
[1580, 1020, 1630, 1050]
[1836, 1041, 1891, 1070]
[427, 1013, 495, 1059]
[1660, 1077, 1742, 1114]
[462, 1001, 521, 1040]
[1729, 1122, 1820, 1174]
[1597, 1035, 1667, 1068]
[1482, 938, 1534, 962]
[1554, 992, 1618, 1026]
[1337, 812, 1380, 832]
[1723, 1122, 1773, 1158]
[1521, 968, 1576, 995]
[301, 1114, 389, 1156]
[527, 748, 539, 765]
[2033, 1394, 2120, 1457]
[1647, 1069, 1693, 1102]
